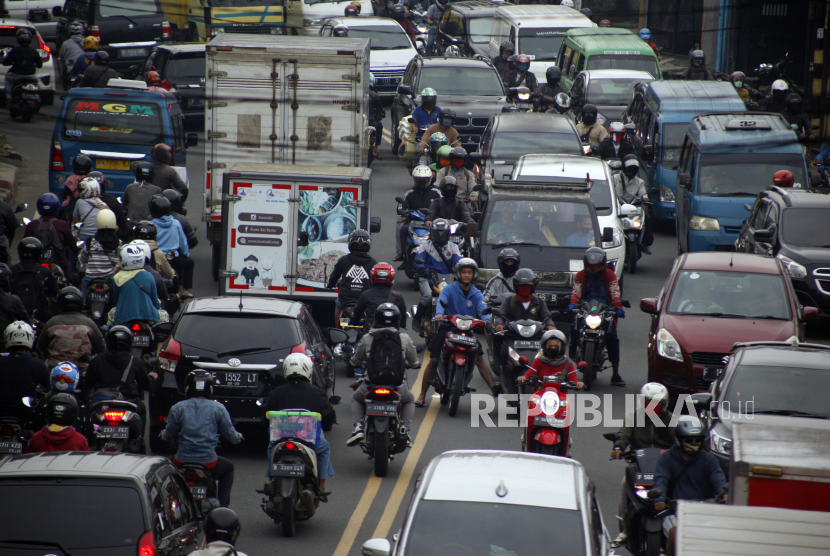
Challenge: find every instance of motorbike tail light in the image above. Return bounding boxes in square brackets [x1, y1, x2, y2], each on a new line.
[161, 79, 173, 91]
[41, 263, 51, 268]
[284, 442, 296, 451]
[159, 337, 181, 372]
[183, 470, 200, 485]
[103, 410, 126, 423]
[138, 531, 155, 556]
[0, 424, 17, 436]
[132, 323, 142, 333]
[50, 139, 64, 171]
[90, 25, 100, 37]
[162, 21, 171, 40]
[373, 388, 392, 395]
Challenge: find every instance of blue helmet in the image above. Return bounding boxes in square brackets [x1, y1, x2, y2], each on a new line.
[369, 72, 375, 89]
[37, 193, 61, 217]
[51, 361, 80, 393]
[638, 28, 651, 41]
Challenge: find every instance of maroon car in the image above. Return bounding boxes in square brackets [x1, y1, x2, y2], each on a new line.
[640, 252, 818, 394]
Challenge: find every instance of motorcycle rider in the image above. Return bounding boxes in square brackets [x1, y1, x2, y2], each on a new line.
[376, 0, 395, 18]
[59, 154, 93, 222]
[121, 162, 163, 222]
[412, 219, 462, 333]
[653, 416, 727, 556]
[425, 0, 449, 55]
[419, 109, 460, 154]
[432, 144, 452, 172]
[37, 286, 105, 371]
[151, 195, 194, 298]
[162, 189, 197, 249]
[144, 70, 175, 94]
[130, 240, 170, 306]
[88, 171, 128, 235]
[150, 143, 189, 199]
[505, 54, 538, 96]
[517, 329, 583, 388]
[58, 21, 86, 87]
[25, 193, 73, 270]
[391, 5, 417, 43]
[410, 88, 441, 133]
[263, 353, 335, 494]
[395, 165, 440, 263]
[133, 220, 176, 281]
[73, 177, 109, 245]
[638, 29, 661, 61]
[761, 79, 788, 113]
[435, 147, 477, 204]
[416, 132, 448, 168]
[614, 154, 653, 254]
[679, 49, 713, 80]
[327, 229, 377, 326]
[348, 303, 418, 446]
[772, 169, 795, 188]
[492, 41, 514, 79]
[425, 178, 474, 225]
[80, 51, 118, 88]
[1, 28, 43, 106]
[368, 73, 385, 163]
[610, 382, 675, 548]
[189, 508, 248, 556]
[25, 393, 90, 453]
[576, 104, 609, 146]
[345, 2, 359, 15]
[69, 35, 98, 79]
[10, 238, 60, 316]
[112, 243, 160, 326]
[350, 263, 408, 332]
[0, 264, 30, 347]
[0, 321, 49, 421]
[483, 248, 520, 304]
[77, 209, 120, 298]
[598, 122, 641, 161]
[568, 247, 625, 386]
[535, 67, 566, 112]
[730, 71, 752, 104]
[781, 93, 813, 140]
[162, 370, 244, 508]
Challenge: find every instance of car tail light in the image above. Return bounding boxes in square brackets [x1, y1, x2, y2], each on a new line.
[138, 531, 155, 556]
[159, 337, 181, 372]
[161, 79, 173, 91]
[51, 139, 64, 171]
[290, 341, 307, 354]
[90, 25, 100, 37]
[104, 410, 126, 423]
[162, 21, 171, 40]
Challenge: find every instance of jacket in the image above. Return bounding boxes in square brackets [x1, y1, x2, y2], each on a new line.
[153, 215, 189, 256]
[59, 35, 85, 69]
[492, 55, 510, 80]
[414, 239, 461, 274]
[326, 252, 377, 303]
[350, 284, 408, 330]
[576, 121, 609, 146]
[782, 109, 813, 137]
[615, 409, 675, 451]
[24, 216, 73, 267]
[85, 350, 155, 400]
[145, 264, 168, 300]
[112, 270, 160, 325]
[679, 66, 714, 81]
[523, 355, 577, 382]
[426, 197, 473, 223]
[78, 236, 120, 278]
[419, 123, 460, 153]
[535, 83, 566, 109]
[11, 260, 60, 299]
[495, 294, 554, 327]
[597, 136, 642, 161]
[403, 187, 441, 211]
[146, 239, 175, 279]
[350, 327, 419, 373]
[411, 105, 442, 130]
[263, 379, 336, 431]
[815, 142, 830, 164]
[1, 45, 42, 76]
[150, 144, 188, 196]
[436, 281, 489, 323]
[37, 312, 106, 368]
[0, 200, 18, 244]
[435, 167, 476, 200]
[70, 51, 95, 77]
[26, 425, 90, 453]
[483, 273, 514, 304]
[0, 293, 31, 349]
[189, 541, 248, 556]
[505, 70, 538, 93]
[80, 65, 118, 88]
[172, 212, 198, 249]
[570, 267, 623, 310]
[762, 95, 786, 113]
[122, 181, 163, 221]
[0, 353, 50, 421]
[653, 445, 726, 503]
[614, 174, 647, 200]
[162, 397, 242, 463]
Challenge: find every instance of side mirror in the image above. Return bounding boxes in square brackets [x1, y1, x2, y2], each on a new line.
[22, 217, 31, 226]
[743, 203, 752, 211]
[647, 488, 663, 500]
[618, 203, 638, 218]
[326, 328, 349, 344]
[466, 222, 479, 238]
[642, 146, 654, 165]
[678, 173, 691, 188]
[471, 211, 482, 223]
[397, 84, 412, 96]
[362, 539, 392, 556]
[186, 134, 198, 147]
[640, 297, 658, 314]
[299, 231, 310, 247]
[530, 92, 540, 100]
[811, 148, 821, 154]
[802, 306, 819, 321]
[152, 322, 175, 342]
[753, 228, 774, 243]
[602, 432, 620, 442]
[690, 392, 713, 408]
[21, 397, 32, 408]
[52, 5, 62, 16]
[621, 300, 631, 308]
[508, 87, 518, 96]
[394, 196, 405, 203]
[472, 183, 483, 192]
[468, 152, 483, 163]
[370, 216, 381, 234]
[14, 203, 28, 213]
[601, 227, 613, 243]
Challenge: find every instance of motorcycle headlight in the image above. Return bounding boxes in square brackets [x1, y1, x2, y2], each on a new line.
[585, 315, 602, 329]
[518, 92, 530, 101]
[456, 319, 472, 331]
[659, 183, 676, 203]
[449, 224, 458, 234]
[539, 391, 560, 416]
[517, 324, 536, 338]
[776, 254, 807, 279]
[710, 428, 732, 455]
[656, 328, 683, 362]
[689, 215, 720, 232]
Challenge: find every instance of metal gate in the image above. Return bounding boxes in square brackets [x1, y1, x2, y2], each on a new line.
[647, 0, 703, 55]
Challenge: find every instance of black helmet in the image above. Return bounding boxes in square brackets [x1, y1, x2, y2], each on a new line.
[133, 220, 158, 241]
[106, 325, 133, 352]
[581, 103, 598, 125]
[497, 248, 520, 277]
[499, 40, 514, 56]
[88, 171, 107, 188]
[57, 286, 84, 312]
[374, 302, 401, 328]
[134, 161, 155, 183]
[16, 28, 33, 46]
[203, 508, 241, 545]
[162, 188, 183, 213]
[513, 267, 538, 290]
[0, 263, 12, 292]
[149, 195, 172, 219]
[583, 246, 607, 277]
[18, 237, 43, 262]
[94, 51, 110, 66]
[72, 154, 93, 175]
[391, 4, 405, 18]
[545, 66, 562, 86]
[333, 24, 348, 37]
[440, 108, 456, 127]
[348, 228, 371, 253]
[785, 93, 802, 111]
[674, 415, 706, 452]
[430, 219, 451, 246]
[580, 7, 592, 17]
[622, 154, 640, 178]
[185, 370, 215, 398]
[690, 49, 705, 68]
[47, 393, 79, 426]
[439, 176, 458, 199]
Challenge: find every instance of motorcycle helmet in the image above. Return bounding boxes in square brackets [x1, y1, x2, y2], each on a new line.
[37, 193, 61, 217]
[0, 264, 12, 293]
[391, 4, 405, 19]
[79, 176, 101, 199]
[333, 24, 349, 37]
[4, 321, 34, 350]
[344, 3, 359, 16]
[162, 188, 184, 214]
[83, 35, 99, 52]
[690, 49, 705, 69]
[641, 382, 669, 415]
[430, 219, 451, 246]
[131, 239, 152, 263]
[57, 286, 84, 313]
[579, 7, 592, 17]
[554, 92, 571, 114]
[609, 121, 625, 142]
[283, 353, 313, 382]
[119, 243, 146, 271]
[204, 508, 241, 545]
[581, 103, 598, 126]
[94, 51, 110, 66]
[144, 71, 162, 87]
[149, 195, 172, 219]
[106, 325, 133, 352]
[439, 176, 458, 199]
[730, 71, 745, 89]
[72, 154, 93, 175]
[772, 169, 794, 188]
[497, 248, 520, 278]
[771, 79, 788, 101]
[185, 369, 215, 398]
[785, 93, 802, 112]
[16, 28, 33, 46]
[134, 220, 158, 241]
[583, 247, 607, 277]
[374, 302, 401, 328]
[440, 108, 456, 128]
[420, 88, 437, 109]
[638, 28, 651, 41]
[540, 329, 567, 359]
[412, 165, 432, 191]
[429, 132, 448, 154]
[449, 147, 467, 170]
[515, 54, 531, 73]
[499, 41, 514, 58]
[47, 393, 79, 427]
[513, 267, 539, 301]
[68, 21, 84, 36]
[89, 171, 107, 188]
[96, 209, 117, 230]
[371, 262, 395, 285]
[133, 161, 155, 183]
[436, 145, 453, 168]
[454, 257, 478, 283]
[622, 154, 640, 178]
[598, 19, 611, 27]
[51, 362, 80, 393]
[17, 237, 43, 262]
[545, 66, 561, 87]
[369, 72, 376, 90]
[348, 228, 371, 253]
[560, 0, 573, 7]
[674, 415, 706, 455]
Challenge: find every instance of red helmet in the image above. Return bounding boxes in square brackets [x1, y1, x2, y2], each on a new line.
[144, 71, 162, 87]
[599, 19, 611, 27]
[371, 262, 395, 285]
[772, 169, 794, 188]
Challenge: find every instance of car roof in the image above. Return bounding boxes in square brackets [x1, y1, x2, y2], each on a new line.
[495, 4, 594, 27]
[421, 450, 583, 510]
[681, 252, 782, 274]
[645, 81, 745, 119]
[582, 69, 655, 81]
[184, 295, 304, 317]
[493, 112, 578, 133]
[420, 56, 496, 68]
[0, 452, 170, 479]
[564, 26, 641, 46]
[514, 154, 611, 181]
[156, 43, 206, 54]
[735, 344, 830, 370]
[328, 16, 405, 28]
[763, 186, 830, 207]
[689, 112, 799, 151]
[451, 1, 512, 15]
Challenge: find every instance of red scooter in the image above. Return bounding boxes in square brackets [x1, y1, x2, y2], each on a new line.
[435, 308, 488, 417]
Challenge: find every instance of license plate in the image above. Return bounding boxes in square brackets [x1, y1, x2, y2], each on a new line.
[378, 78, 395, 85]
[366, 402, 397, 417]
[215, 371, 258, 388]
[29, 10, 48, 21]
[189, 98, 205, 107]
[133, 335, 150, 347]
[90, 292, 109, 301]
[189, 485, 207, 499]
[537, 293, 557, 303]
[22, 93, 39, 100]
[96, 159, 132, 171]
[271, 463, 305, 477]
[636, 473, 654, 482]
[0, 441, 23, 454]
[98, 425, 129, 439]
[533, 416, 566, 428]
[447, 333, 477, 346]
[120, 48, 146, 58]
[703, 367, 723, 381]
[513, 340, 539, 350]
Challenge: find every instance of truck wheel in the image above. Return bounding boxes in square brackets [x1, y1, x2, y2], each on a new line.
[212, 244, 220, 281]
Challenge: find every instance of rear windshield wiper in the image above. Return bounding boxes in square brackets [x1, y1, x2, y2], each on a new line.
[1, 540, 72, 556]
[752, 409, 829, 419]
[492, 241, 541, 247]
[216, 346, 272, 358]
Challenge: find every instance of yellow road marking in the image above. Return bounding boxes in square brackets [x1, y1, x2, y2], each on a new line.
[331, 475, 383, 556]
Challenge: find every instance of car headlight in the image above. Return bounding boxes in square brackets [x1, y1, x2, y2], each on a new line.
[585, 314, 602, 329]
[539, 391, 560, 415]
[303, 17, 323, 26]
[602, 228, 623, 249]
[659, 183, 675, 203]
[710, 428, 732, 455]
[517, 324, 536, 338]
[776, 253, 807, 279]
[689, 215, 720, 231]
[656, 328, 683, 362]
[456, 319, 472, 331]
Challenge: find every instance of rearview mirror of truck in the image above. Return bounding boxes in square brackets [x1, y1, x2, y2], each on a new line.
[186, 134, 198, 148]
[370, 216, 381, 234]
[299, 231, 310, 247]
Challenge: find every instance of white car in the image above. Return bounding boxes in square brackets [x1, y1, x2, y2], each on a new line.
[3, 0, 64, 41]
[286, 0, 373, 36]
[512, 154, 626, 281]
[0, 20, 55, 104]
[319, 17, 417, 99]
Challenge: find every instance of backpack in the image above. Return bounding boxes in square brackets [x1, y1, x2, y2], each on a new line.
[34, 219, 62, 259]
[366, 329, 406, 386]
[11, 268, 43, 314]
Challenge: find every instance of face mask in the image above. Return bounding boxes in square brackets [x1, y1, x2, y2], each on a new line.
[582, 114, 596, 126]
[624, 168, 639, 179]
[442, 118, 453, 127]
[787, 105, 799, 113]
[517, 65, 529, 73]
[544, 345, 562, 359]
[439, 158, 450, 168]
[423, 98, 436, 108]
[682, 439, 702, 454]
[611, 132, 623, 142]
[547, 77, 559, 86]
[733, 81, 742, 88]
[452, 159, 464, 170]
[441, 187, 456, 199]
[501, 262, 517, 277]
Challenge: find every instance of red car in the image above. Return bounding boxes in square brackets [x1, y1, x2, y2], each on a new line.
[640, 252, 818, 395]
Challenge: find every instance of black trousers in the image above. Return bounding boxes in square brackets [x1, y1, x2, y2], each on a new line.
[170, 256, 194, 289]
[210, 456, 235, 507]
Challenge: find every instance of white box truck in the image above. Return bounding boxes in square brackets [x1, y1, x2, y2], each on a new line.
[204, 34, 371, 279]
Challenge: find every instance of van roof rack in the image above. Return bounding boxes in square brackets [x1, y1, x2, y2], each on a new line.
[492, 176, 594, 192]
[105, 79, 149, 91]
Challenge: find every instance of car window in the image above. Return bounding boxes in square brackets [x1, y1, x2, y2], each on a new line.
[589, 493, 604, 554]
[659, 123, 687, 169]
[468, 17, 491, 44]
[160, 477, 185, 531]
[571, 75, 585, 98]
[65, 0, 89, 20]
[345, 25, 411, 50]
[166, 53, 206, 87]
[403, 60, 416, 87]
[173, 313, 302, 351]
[723, 364, 830, 419]
[490, 131, 583, 164]
[441, 12, 464, 37]
[417, 66, 503, 96]
[301, 309, 323, 345]
[99, 0, 162, 17]
[508, 25, 515, 46]
[780, 207, 830, 247]
[749, 201, 770, 229]
[485, 199, 596, 248]
[766, 202, 780, 227]
[172, 113, 184, 151]
[667, 269, 791, 320]
[517, 28, 568, 62]
[142, 50, 159, 74]
[575, 53, 584, 74]
[62, 98, 164, 146]
[171, 476, 197, 526]
[696, 153, 806, 197]
[320, 24, 332, 37]
[586, 55, 659, 77]
[560, 46, 574, 76]
[480, 117, 494, 153]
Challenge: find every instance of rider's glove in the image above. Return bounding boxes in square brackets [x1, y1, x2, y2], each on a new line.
[567, 304, 575, 312]
[616, 308, 626, 318]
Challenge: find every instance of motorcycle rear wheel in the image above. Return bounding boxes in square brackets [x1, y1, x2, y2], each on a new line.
[582, 342, 596, 391]
[448, 363, 464, 417]
[373, 428, 390, 477]
[282, 489, 297, 537]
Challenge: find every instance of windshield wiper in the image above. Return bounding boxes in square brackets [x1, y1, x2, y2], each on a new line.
[216, 346, 272, 358]
[683, 312, 751, 319]
[708, 191, 759, 197]
[752, 409, 829, 419]
[1, 540, 72, 556]
[492, 241, 541, 247]
[745, 314, 787, 320]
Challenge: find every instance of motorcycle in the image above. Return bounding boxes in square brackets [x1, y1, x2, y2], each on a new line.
[125, 321, 156, 360]
[516, 366, 576, 456]
[572, 300, 629, 391]
[506, 87, 537, 112]
[89, 399, 145, 453]
[8, 77, 42, 122]
[334, 302, 364, 378]
[747, 52, 802, 95]
[176, 461, 221, 514]
[490, 295, 547, 399]
[21, 217, 68, 289]
[0, 415, 29, 455]
[412, 258, 453, 341]
[359, 384, 408, 477]
[85, 276, 114, 329]
[433, 301, 488, 416]
[395, 198, 430, 283]
[618, 193, 646, 275]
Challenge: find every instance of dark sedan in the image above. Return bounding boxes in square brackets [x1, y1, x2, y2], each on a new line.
[436, 1, 508, 57]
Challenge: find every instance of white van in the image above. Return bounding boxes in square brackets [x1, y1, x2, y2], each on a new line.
[489, 5, 594, 77]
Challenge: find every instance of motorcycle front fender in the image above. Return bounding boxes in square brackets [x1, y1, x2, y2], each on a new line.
[280, 477, 297, 499]
[533, 428, 560, 445]
[644, 513, 663, 533]
[371, 416, 389, 433]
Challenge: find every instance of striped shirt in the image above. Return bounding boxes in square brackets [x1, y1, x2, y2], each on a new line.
[78, 238, 120, 278]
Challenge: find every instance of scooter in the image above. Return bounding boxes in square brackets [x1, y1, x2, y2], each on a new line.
[359, 384, 408, 477]
[517, 365, 576, 456]
[0, 415, 29, 455]
[507, 87, 537, 112]
[334, 302, 363, 378]
[412, 258, 453, 341]
[85, 276, 114, 329]
[176, 461, 221, 514]
[572, 300, 629, 391]
[125, 321, 156, 360]
[8, 77, 42, 122]
[395, 198, 430, 284]
[618, 193, 646, 275]
[491, 295, 546, 399]
[89, 399, 145, 454]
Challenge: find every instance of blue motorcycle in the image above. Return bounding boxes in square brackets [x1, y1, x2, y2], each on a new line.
[395, 197, 431, 287]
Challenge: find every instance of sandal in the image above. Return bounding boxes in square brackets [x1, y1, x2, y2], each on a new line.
[415, 398, 426, 407]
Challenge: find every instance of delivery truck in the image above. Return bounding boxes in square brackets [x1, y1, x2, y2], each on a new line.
[205, 35, 371, 280]
[159, 0, 286, 42]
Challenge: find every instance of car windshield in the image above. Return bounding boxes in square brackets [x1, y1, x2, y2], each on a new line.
[174, 313, 302, 352]
[418, 66, 504, 96]
[99, 0, 161, 17]
[166, 54, 206, 86]
[696, 153, 807, 196]
[587, 77, 650, 106]
[780, 208, 830, 248]
[490, 132, 582, 164]
[659, 123, 688, 169]
[469, 17, 492, 44]
[723, 365, 830, 419]
[485, 199, 597, 248]
[345, 26, 411, 50]
[404, 500, 585, 556]
[62, 99, 164, 146]
[0, 483, 145, 550]
[518, 29, 568, 61]
[667, 270, 791, 320]
[587, 54, 659, 77]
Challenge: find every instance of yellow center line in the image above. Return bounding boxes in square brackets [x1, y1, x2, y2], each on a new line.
[331, 474, 383, 556]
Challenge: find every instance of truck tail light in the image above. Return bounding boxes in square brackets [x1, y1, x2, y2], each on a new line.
[162, 21, 171, 40]
[51, 139, 64, 171]
[90, 25, 100, 37]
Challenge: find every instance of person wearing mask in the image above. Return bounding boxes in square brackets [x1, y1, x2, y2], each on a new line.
[134, 220, 175, 280]
[347, 303, 418, 446]
[344, 2, 359, 16]
[416, 131, 448, 168]
[151, 195, 194, 298]
[58, 21, 85, 88]
[25, 193, 73, 271]
[428, 142, 452, 172]
[416, 258, 500, 405]
[395, 166, 441, 262]
[569, 247, 625, 385]
[613, 154, 653, 253]
[576, 104, 609, 146]
[731, 71, 752, 104]
[412, 219, 461, 332]
[535, 66, 566, 111]
[679, 49, 713, 80]
[598, 122, 640, 161]
[761, 79, 788, 113]
[150, 143, 188, 199]
[782, 93, 813, 140]
[327, 229, 377, 326]
[410, 88, 441, 133]
[377, 0, 396, 18]
[0, 322, 49, 421]
[482, 248, 520, 374]
[189, 509, 248, 556]
[492, 41, 514, 79]
[0, 265, 31, 349]
[25, 393, 90, 453]
[505, 54, 538, 96]
[638, 29, 661, 61]
[564, 215, 596, 247]
[122, 162, 163, 222]
[77, 209, 121, 298]
[162, 189, 197, 249]
[425, 177, 474, 225]
[162, 370, 243, 507]
[37, 286, 105, 372]
[435, 147, 477, 205]
[80, 51, 118, 87]
[2, 29, 42, 106]
[419, 109, 459, 154]
[263, 353, 335, 494]
[10, 238, 60, 318]
[69, 35, 98, 79]
[368, 73, 385, 163]
[73, 177, 109, 244]
[391, 5, 416, 43]
[517, 329, 583, 388]
[88, 171, 128, 235]
[350, 262, 408, 333]
[425, 0, 449, 55]
[112, 243, 160, 326]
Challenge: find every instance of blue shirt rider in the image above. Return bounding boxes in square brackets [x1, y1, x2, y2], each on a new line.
[410, 88, 441, 142]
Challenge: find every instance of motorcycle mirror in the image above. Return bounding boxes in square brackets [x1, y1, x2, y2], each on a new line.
[519, 356, 529, 365]
[395, 196, 405, 203]
[327, 328, 349, 345]
[743, 203, 752, 211]
[621, 300, 631, 308]
[472, 183, 483, 192]
[329, 395, 342, 405]
[549, 310, 561, 319]
[22, 217, 31, 225]
[647, 488, 663, 500]
[602, 432, 619, 442]
[440, 299, 448, 309]
[299, 230, 310, 247]
[21, 397, 32, 408]
[14, 203, 28, 213]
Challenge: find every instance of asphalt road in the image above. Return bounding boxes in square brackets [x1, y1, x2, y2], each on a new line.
[5, 87, 828, 556]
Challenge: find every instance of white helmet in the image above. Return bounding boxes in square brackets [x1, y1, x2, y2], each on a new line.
[771, 79, 789, 92]
[5, 321, 35, 350]
[540, 329, 567, 350]
[412, 165, 432, 180]
[130, 239, 151, 262]
[560, 0, 574, 7]
[283, 353, 313, 381]
[640, 382, 669, 405]
[96, 209, 117, 230]
[119, 243, 146, 271]
[79, 177, 101, 199]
